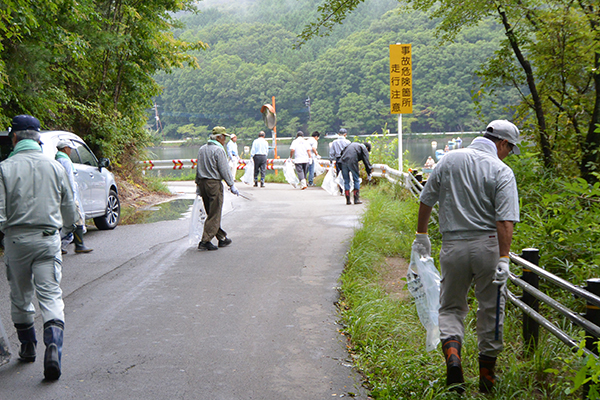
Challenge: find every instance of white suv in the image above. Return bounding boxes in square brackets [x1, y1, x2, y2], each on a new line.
[0, 130, 120, 230]
[37, 131, 121, 230]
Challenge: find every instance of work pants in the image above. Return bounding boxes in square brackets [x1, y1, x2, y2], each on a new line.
[294, 162, 308, 181]
[341, 163, 360, 191]
[197, 179, 227, 243]
[4, 229, 64, 325]
[438, 234, 506, 357]
[253, 155, 267, 183]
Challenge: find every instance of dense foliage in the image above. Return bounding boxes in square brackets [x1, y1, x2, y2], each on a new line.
[304, 0, 600, 183]
[0, 0, 205, 171]
[154, 0, 518, 140]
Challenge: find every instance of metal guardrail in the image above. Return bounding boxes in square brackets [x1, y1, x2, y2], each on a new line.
[140, 158, 332, 171]
[139, 159, 425, 194]
[508, 249, 600, 364]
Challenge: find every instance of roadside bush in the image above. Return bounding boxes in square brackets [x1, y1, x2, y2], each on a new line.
[507, 147, 600, 283]
[339, 181, 588, 399]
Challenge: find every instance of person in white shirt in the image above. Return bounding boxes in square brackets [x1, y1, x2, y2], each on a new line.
[226, 134, 239, 181]
[250, 131, 269, 187]
[289, 131, 312, 190]
[306, 131, 320, 186]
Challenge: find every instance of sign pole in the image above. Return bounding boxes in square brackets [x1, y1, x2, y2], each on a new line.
[272, 96, 278, 159]
[398, 114, 402, 171]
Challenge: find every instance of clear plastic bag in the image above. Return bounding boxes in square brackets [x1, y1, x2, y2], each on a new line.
[240, 159, 254, 185]
[321, 167, 339, 196]
[188, 195, 207, 245]
[406, 249, 441, 351]
[283, 159, 299, 188]
[0, 314, 11, 367]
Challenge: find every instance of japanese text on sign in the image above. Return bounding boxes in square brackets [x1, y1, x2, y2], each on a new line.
[390, 44, 412, 114]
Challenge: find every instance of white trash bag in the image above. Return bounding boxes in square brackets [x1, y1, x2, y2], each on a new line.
[0, 314, 11, 367]
[240, 159, 254, 185]
[188, 195, 207, 245]
[321, 167, 339, 196]
[283, 159, 299, 188]
[406, 249, 441, 351]
[334, 171, 361, 191]
[314, 159, 326, 177]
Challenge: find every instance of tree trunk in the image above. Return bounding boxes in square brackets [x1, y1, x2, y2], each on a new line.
[581, 51, 600, 184]
[497, 4, 553, 169]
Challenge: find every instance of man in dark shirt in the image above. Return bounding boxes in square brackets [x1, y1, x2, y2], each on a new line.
[339, 142, 372, 205]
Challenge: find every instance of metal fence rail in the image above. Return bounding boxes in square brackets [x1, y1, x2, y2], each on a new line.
[508, 248, 600, 399]
[139, 159, 425, 195]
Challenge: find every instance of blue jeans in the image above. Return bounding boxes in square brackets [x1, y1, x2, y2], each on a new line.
[341, 164, 359, 191]
[307, 159, 315, 185]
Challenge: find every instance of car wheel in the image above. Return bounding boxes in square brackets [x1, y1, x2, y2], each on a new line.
[94, 189, 120, 230]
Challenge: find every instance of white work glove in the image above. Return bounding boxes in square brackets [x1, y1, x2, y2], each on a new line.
[493, 257, 510, 286]
[367, 174, 372, 182]
[412, 233, 431, 257]
[230, 185, 239, 196]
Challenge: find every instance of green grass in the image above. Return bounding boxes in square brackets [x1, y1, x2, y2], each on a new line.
[340, 181, 585, 399]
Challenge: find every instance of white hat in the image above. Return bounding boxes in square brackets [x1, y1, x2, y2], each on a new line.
[486, 120, 520, 155]
[56, 139, 76, 150]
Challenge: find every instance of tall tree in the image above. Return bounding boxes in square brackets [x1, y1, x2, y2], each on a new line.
[0, 0, 205, 168]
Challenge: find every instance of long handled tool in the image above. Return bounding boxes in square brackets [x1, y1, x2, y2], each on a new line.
[494, 285, 502, 341]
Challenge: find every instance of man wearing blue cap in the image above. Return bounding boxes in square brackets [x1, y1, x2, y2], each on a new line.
[0, 115, 78, 380]
[413, 120, 520, 393]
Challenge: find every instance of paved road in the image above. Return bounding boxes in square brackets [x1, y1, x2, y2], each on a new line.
[0, 182, 368, 399]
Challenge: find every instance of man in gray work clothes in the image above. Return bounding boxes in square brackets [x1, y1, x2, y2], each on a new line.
[196, 126, 239, 251]
[0, 115, 78, 381]
[413, 120, 520, 393]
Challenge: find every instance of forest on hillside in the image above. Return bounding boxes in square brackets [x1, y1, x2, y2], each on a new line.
[153, 0, 519, 140]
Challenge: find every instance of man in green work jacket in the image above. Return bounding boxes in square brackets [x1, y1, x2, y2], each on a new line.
[195, 126, 239, 251]
[0, 115, 78, 381]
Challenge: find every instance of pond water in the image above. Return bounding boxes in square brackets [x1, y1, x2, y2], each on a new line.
[144, 134, 478, 177]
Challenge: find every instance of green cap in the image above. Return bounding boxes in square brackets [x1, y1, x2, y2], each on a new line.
[212, 126, 230, 137]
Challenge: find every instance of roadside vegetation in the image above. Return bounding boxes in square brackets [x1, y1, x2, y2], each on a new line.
[341, 147, 600, 398]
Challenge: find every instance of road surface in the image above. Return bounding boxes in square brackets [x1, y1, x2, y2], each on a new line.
[0, 182, 368, 399]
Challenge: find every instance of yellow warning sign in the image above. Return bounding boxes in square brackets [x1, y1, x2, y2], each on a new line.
[390, 44, 412, 114]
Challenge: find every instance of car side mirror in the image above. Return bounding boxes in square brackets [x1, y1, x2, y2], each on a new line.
[98, 157, 111, 171]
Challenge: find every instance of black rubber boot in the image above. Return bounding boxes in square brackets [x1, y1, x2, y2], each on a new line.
[15, 323, 37, 362]
[344, 190, 351, 205]
[353, 189, 363, 204]
[479, 354, 497, 393]
[43, 319, 64, 381]
[73, 226, 93, 253]
[442, 336, 465, 393]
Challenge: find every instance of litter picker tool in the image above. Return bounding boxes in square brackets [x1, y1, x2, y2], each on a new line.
[494, 285, 502, 341]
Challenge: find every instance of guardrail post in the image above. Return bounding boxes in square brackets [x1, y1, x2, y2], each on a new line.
[584, 279, 600, 353]
[583, 279, 600, 399]
[521, 248, 540, 356]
